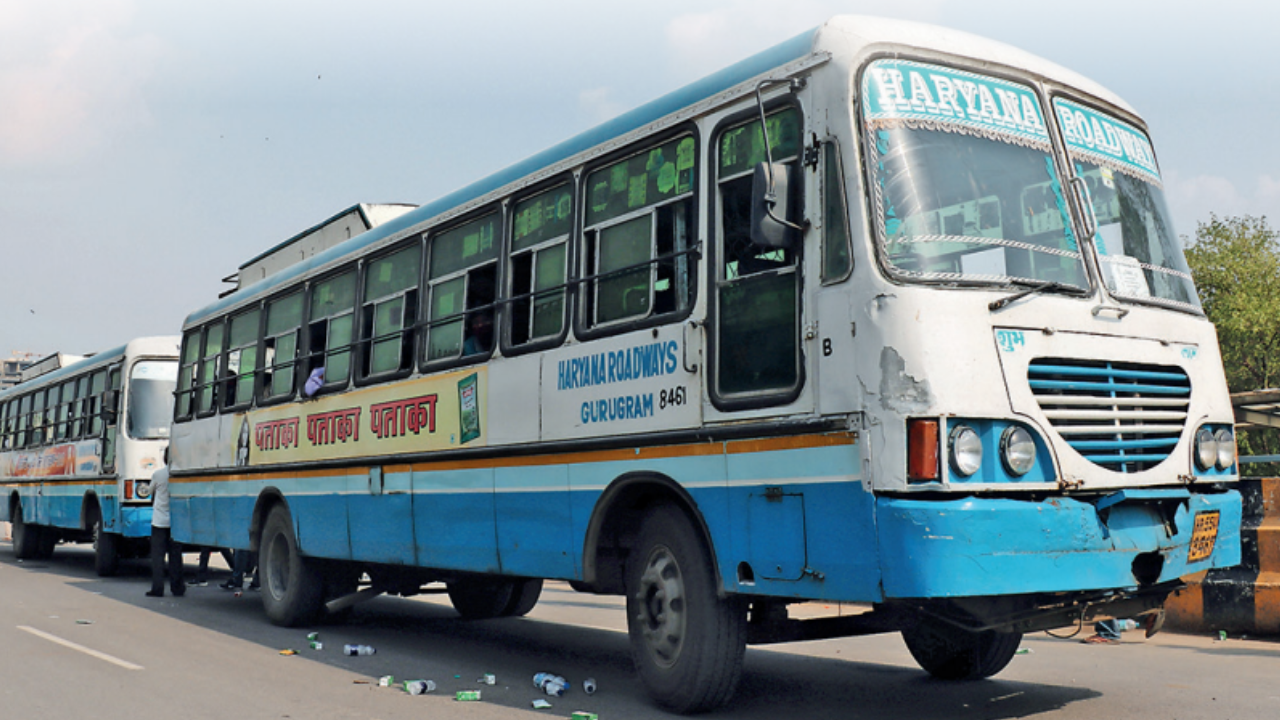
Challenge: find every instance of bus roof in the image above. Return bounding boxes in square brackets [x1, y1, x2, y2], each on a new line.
[0, 336, 180, 399]
[185, 15, 1130, 328]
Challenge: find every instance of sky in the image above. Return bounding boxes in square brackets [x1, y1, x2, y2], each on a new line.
[3, 0, 1278, 357]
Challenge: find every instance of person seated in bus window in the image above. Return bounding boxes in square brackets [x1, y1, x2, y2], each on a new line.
[303, 367, 325, 397]
[463, 310, 493, 356]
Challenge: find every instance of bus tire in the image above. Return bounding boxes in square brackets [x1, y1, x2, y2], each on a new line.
[259, 506, 324, 627]
[35, 526, 57, 560]
[447, 577, 515, 619]
[625, 505, 745, 714]
[901, 616, 1022, 680]
[502, 578, 543, 617]
[92, 515, 121, 577]
[12, 503, 41, 560]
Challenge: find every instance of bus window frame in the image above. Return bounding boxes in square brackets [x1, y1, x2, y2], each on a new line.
[572, 125, 701, 343]
[258, 288, 307, 406]
[220, 303, 264, 413]
[500, 175, 577, 358]
[820, 136, 855, 285]
[355, 238, 423, 386]
[302, 265, 360, 397]
[420, 206, 504, 372]
[706, 99, 807, 412]
[194, 321, 226, 419]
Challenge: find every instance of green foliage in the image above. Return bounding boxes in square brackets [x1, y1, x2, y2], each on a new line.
[1185, 215, 1280, 474]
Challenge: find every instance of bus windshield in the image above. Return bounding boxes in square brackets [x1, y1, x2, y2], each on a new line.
[863, 60, 1086, 289]
[1054, 98, 1200, 310]
[127, 360, 178, 439]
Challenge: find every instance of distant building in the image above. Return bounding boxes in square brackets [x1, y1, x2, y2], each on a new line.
[227, 203, 416, 294]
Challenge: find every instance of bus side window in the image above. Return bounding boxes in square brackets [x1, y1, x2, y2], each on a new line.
[713, 107, 803, 401]
[223, 307, 261, 410]
[103, 367, 120, 470]
[581, 134, 696, 330]
[88, 370, 107, 436]
[509, 185, 571, 348]
[55, 381, 73, 440]
[821, 139, 853, 283]
[262, 291, 304, 402]
[360, 243, 422, 379]
[72, 375, 90, 436]
[176, 329, 200, 420]
[306, 269, 357, 393]
[197, 323, 224, 415]
[425, 212, 500, 364]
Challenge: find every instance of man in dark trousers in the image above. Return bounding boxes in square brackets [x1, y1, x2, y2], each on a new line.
[146, 449, 185, 597]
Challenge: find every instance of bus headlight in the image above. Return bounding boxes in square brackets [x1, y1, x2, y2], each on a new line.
[949, 425, 983, 476]
[1214, 428, 1236, 470]
[135, 480, 152, 499]
[1000, 426, 1037, 476]
[1194, 426, 1218, 471]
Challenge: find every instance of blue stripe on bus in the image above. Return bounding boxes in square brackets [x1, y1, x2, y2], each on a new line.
[1027, 379, 1190, 395]
[1081, 453, 1173, 464]
[1067, 437, 1179, 451]
[184, 27, 820, 326]
[1027, 364, 1189, 383]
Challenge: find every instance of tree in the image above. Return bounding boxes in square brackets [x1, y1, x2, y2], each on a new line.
[1184, 214, 1280, 473]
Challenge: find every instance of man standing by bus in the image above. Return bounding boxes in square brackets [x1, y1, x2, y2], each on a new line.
[146, 449, 185, 598]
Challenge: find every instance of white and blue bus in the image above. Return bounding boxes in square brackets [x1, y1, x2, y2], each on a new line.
[168, 16, 1241, 712]
[1, 337, 180, 575]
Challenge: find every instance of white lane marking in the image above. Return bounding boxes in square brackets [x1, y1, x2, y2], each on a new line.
[17, 626, 144, 670]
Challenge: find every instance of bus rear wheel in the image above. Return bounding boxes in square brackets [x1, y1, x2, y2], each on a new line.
[901, 615, 1022, 680]
[12, 504, 41, 560]
[259, 506, 324, 626]
[503, 578, 543, 617]
[625, 505, 745, 713]
[92, 514, 120, 577]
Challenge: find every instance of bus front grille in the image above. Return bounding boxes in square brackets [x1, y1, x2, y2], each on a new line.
[1027, 358, 1190, 473]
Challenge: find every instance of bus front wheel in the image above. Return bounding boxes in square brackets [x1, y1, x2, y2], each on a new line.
[625, 505, 745, 713]
[259, 506, 323, 626]
[901, 615, 1022, 680]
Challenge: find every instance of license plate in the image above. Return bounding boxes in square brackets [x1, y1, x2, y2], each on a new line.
[1188, 511, 1220, 563]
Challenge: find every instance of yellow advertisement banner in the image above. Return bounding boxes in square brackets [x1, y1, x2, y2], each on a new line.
[232, 369, 486, 467]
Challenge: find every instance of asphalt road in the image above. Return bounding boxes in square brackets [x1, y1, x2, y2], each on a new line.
[2, 540, 1277, 720]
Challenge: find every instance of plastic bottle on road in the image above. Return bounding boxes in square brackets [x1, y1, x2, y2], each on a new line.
[533, 672, 568, 696]
[343, 644, 375, 656]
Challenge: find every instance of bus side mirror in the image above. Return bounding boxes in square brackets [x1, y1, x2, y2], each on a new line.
[750, 162, 799, 249]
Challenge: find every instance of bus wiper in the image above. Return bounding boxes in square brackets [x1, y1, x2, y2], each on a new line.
[988, 280, 1084, 312]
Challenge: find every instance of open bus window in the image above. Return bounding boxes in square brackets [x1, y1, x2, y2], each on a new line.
[361, 243, 421, 378]
[176, 329, 199, 419]
[223, 307, 260, 409]
[509, 185, 571, 347]
[425, 212, 499, 363]
[196, 324, 224, 415]
[306, 270, 356, 391]
[862, 59, 1087, 290]
[582, 134, 695, 329]
[262, 291, 303, 401]
[714, 107, 802, 398]
[1053, 98, 1200, 310]
[128, 360, 178, 439]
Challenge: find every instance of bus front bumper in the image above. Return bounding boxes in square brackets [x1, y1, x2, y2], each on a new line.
[875, 488, 1242, 599]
